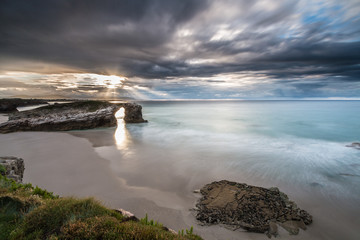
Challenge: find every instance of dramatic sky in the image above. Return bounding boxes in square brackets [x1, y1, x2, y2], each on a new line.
[1, 0, 360, 99]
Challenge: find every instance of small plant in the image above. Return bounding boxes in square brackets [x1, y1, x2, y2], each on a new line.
[141, 213, 149, 225]
[186, 226, 194, 235]
[140, 213, 163, 228]
[178, 226, 202, 240]
[0, 164, 6, 175]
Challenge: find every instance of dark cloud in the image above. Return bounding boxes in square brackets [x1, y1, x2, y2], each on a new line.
[0, 0, 360, 99]
[0, 0, 209, 73]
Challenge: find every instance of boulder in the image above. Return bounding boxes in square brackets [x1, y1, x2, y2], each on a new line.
[114, 208, 139, 222]
[0, 156, 25, 182]
[196, 180, 312, 237]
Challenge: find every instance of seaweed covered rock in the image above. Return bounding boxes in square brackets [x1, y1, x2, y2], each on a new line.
[196, 180, 312, 237]
[0, 156, 24, 183]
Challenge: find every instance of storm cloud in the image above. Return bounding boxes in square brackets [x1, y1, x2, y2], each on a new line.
[0, 0, 359, 99]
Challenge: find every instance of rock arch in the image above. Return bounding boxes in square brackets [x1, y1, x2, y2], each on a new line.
[118, 103, 147, 123]
[0, 101, 147, 133]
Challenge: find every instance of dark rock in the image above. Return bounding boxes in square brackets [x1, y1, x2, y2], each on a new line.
[346, 142, 360, 150]
[0, 101, 147, 133]
[0, 156, 25, 182]
[0, 102, 18, 112]
[196, 180, 312, 237]
[115, 208, 139, 222]
[266, 221, 278, 238]
[279, 221, 303, 235]
[338, 173, 360, 178]
[123, 103, 148, 123]
[0, 98, 48, 113]
[309, 182, 322, 187]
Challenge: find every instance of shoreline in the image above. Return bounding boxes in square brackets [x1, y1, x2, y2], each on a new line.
[1, 131, 359, 239]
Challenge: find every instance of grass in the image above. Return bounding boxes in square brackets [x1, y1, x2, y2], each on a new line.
[0, 175, 58, 199]
[0, 175, 203, 240]
[0, 164, 6, 175]
[10, 197, 123, 239]
[140, 213, 163, 228]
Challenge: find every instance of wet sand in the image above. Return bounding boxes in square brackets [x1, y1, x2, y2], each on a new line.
[0, 131, 359, 240]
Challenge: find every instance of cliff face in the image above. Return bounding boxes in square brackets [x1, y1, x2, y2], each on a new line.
[0, 101, 147, 133]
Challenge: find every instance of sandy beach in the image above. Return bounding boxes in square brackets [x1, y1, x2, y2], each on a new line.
[0, 129, 359, 240]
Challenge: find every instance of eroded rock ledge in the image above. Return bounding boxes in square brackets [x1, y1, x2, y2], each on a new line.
[195, 180, 312, 238]
[0, 98, 48, 112]
[0, 101, 147, 133]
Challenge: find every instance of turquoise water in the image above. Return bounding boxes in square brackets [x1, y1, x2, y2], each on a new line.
[117, 100, 360, 199]
[2, 100, 359, 239]
[140, 100, 360, 142]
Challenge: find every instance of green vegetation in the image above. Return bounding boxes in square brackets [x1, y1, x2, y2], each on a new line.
[140, 213, 163, 228]
[178, 226, 202, 240]
[0, 176, 46, 240]
[0, 175, 203, 240]
[0, 175, 57, 199]
[0, 164, 6, 175]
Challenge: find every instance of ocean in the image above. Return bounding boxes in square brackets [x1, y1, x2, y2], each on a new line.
[1, 100, 359, 239]
[116, 100, 360, 198]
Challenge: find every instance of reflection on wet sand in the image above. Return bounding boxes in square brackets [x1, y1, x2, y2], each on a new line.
[67, 107, 131, 149]
[114, 107, 131, 150]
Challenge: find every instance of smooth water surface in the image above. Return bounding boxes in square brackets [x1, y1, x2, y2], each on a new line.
[2, 100, 359, 239]
[113, 100, 360, 198]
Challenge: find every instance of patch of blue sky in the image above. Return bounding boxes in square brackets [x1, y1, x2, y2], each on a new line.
[302, 4, 339, 25]
[300, 2, 360, 42]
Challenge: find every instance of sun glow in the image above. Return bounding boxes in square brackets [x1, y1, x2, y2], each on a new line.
[114, 108, 130, 150]
[94, 75, 125, 89]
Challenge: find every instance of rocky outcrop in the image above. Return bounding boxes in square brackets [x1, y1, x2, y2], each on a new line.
[0, 102, 17, 112]
[0, 98, 48, 112]
[0, 101, 147, 133]
[346, 142, 360, 150]
[123, 103, 147, 123]
[0, 156, 25, 183]
[195, 180, 312, 238]
[114, 208, 139, 222]
[0, 101, 119, 133]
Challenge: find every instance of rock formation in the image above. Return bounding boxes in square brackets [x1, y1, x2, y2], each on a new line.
[195, 180, 312, 238]
[123, 103, 148, 123]
[0, 101, 147, 133]
[0, 98, 48, 112]
[346, 142, 360, 150]
[0, 156, 25, 183]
